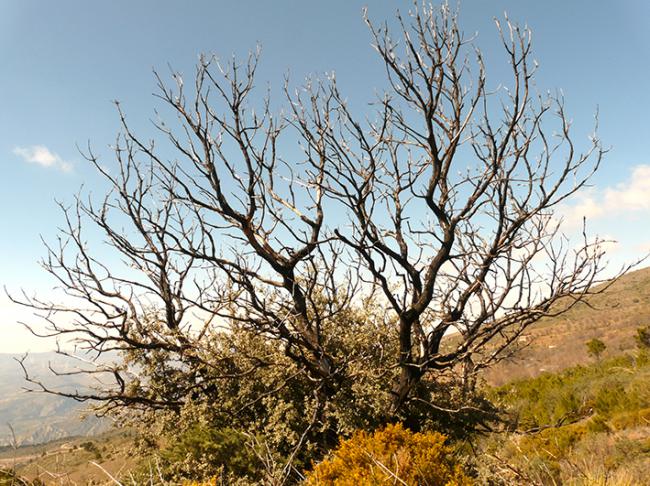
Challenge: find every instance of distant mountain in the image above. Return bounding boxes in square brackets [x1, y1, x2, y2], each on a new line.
[484, 265, 650, 384]
[0, 352, 108, 446]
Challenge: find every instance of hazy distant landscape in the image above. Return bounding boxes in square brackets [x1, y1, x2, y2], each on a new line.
[0, 353, 107, 447]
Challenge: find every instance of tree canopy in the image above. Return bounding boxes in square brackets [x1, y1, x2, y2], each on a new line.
[12, 3, 617, 482]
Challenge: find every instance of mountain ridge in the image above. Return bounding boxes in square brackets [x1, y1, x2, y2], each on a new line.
[0, 352, 108, 447]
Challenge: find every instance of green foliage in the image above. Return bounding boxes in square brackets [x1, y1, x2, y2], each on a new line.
[609, 407, 650, 430]
[493, 354, 650, 431]
[133, 301, 495, 483]
[479, 353, 650, 485]
[305, 423, 472, 485]
[79, 440, 102, 460]
[586, 337, 607, 359]
[130, 304, 397, 481]
[159, 426, 259, 482]
[586, 414, 611, 434]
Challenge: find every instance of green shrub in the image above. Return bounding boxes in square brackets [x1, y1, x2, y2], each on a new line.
[609, 407, 650, 430]
[587, 414, 611, 434]
[586, 338, 606, 360]
[137, 315, 494, 483]
[493, 353, 650, 431]
[480, 353, 650, 486]
[635, 326, 650, 349]
[160, 425, 259, 482]
[80, 440, 102, 460]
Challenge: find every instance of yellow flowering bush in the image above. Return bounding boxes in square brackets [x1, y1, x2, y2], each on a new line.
[182, 479, 218, 486]
[305, 423, 472, 485]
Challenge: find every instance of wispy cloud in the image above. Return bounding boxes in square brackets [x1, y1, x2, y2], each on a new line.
[13, 145, 73, 172]
[561, 164, 650, 227]
[603, 165, 650, 212]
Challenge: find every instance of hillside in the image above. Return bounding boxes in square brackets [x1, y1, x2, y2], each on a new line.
[0, 430, 136, 485]
[483, 265, 650, 385]
[479, 353, 650, 484]
[0, 353, 108, 447]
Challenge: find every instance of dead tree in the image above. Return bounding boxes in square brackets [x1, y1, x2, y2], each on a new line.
[11, 3, 617, 435]
[289, 4, 613, 414]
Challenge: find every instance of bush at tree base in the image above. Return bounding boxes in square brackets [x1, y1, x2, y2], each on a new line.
[305, 423, 472, 485]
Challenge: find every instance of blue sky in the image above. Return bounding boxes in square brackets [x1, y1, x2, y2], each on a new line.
[1, 1, 649, 352]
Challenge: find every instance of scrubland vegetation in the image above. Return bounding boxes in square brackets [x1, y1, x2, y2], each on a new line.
[481, 350, 650, 485]
[2, 334, 649, 485]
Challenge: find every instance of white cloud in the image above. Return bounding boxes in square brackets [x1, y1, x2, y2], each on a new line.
[561, 164, 650, 227]
[561, 188, 604, 228]
[13, 145, 73, 172]
[603, 165, 650, 212]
